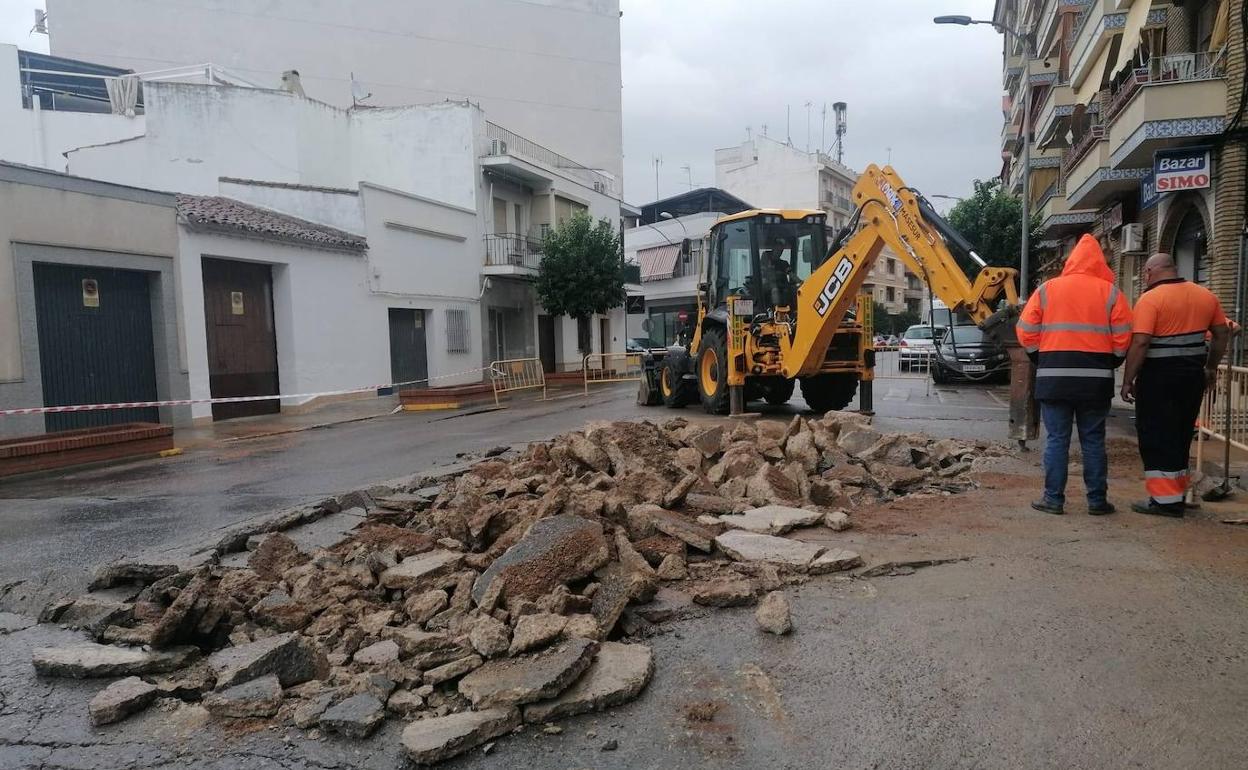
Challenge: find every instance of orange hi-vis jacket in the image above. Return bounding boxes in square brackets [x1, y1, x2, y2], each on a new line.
[1016, 235, 1133, 402]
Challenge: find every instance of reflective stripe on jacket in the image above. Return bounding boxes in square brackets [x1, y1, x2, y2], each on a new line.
[1016, 234, 1132, 401]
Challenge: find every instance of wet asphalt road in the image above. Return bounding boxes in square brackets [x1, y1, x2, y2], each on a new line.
[8, 376, 1235, 770]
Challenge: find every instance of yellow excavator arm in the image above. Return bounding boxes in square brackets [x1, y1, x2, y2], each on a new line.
[782, 164, 1020, 378]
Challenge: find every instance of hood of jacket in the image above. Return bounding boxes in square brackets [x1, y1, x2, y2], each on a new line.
[1060, 233, 1114, 283]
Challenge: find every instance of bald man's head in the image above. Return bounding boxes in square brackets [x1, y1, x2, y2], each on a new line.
[1144, 252, 1178, 287]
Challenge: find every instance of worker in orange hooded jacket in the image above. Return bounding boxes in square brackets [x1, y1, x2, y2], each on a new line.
[1016, 234, 1133, 515]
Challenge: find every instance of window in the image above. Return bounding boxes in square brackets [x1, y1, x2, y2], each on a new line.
[715, 221, 753, 299]
[904, 326, 935, 340]
[886, 287, 895, 302]
[446, 308, 470, 354]
[577, 316, 591, 354]
[888, 258, 897, 275]
[1192, 0, 1217, 52]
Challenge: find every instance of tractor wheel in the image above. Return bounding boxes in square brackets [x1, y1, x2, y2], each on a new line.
[799, 373, 859, 414]
[762, 378, 796, 406]
[697, 326, 731, 415]
[659, 360, 694, 408]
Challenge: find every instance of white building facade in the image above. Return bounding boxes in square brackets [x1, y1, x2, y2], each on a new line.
[44, 0, 624, 184]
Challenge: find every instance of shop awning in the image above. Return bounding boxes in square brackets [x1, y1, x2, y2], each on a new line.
[639, 243, 681, 281]
[1111, 0, 1155, 77]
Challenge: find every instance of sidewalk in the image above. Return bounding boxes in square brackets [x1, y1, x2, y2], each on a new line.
[172, 395, 403, 449]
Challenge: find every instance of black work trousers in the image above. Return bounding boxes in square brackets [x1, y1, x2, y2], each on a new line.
[1134, 365, 1205, 504]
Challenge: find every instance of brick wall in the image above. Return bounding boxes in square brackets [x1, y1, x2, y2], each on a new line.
[1212, 0, 1246, 307]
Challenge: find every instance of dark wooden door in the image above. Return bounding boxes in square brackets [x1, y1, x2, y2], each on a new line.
[599, 317, 610, 355]
[201, 258, 279, 420]
[33, 262, 159, 432]
[388, 309, 428, 389]
[538, 314, 556, 373]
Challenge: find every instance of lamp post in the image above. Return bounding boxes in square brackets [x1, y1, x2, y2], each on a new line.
[659, 211, 689, 240]
[935, 14, 1035, 299]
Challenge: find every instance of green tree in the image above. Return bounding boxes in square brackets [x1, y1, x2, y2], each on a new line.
[946, 178, 1042, 284]
[536, 213, 626, 353]
[872, 302, 920, 336]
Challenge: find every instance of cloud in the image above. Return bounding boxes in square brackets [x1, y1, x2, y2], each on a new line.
[621, 0, 1002, 203]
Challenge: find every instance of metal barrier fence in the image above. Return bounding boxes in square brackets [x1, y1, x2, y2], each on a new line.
[871, 347, 935, 380]
[489, 358, 546, 406]
[583, 353, 643, 394]
[1195, 365, 1248, 470]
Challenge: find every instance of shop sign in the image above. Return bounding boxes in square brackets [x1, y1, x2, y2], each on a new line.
[1140, 169, 1159, 210]
[1154, 147, 1211, 193]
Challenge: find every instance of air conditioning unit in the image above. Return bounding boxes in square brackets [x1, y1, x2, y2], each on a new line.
[1121, 222, 1145, 253]
[490, 139, 508, 156]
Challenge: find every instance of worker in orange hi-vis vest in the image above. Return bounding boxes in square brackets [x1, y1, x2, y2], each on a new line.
[1120, 253, 1231, 517]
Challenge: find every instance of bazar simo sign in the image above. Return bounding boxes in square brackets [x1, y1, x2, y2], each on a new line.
[1141, 147, 1211, 209]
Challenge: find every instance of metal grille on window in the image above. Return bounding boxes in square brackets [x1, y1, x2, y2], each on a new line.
[446, 308, 470, 354]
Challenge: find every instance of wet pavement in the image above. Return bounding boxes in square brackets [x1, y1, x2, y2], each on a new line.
[7, 377, 1233, 770]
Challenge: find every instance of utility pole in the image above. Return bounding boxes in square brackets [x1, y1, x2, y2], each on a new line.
[805, 102, 812, 153]
[653, 156, 662, 201]
[821, 103, 827, 155]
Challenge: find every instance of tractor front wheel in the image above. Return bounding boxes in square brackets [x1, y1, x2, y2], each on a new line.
[799, 373, 859, 414]
[697, 327, 731, 415]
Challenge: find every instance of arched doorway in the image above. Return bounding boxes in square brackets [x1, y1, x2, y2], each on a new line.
[1172, 206, 1209, 284]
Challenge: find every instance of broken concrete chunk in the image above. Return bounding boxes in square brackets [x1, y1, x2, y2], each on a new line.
[561, 614, 600, 640]
[352, 640, 400, 666]
[404, 590, 449, 626]
[523, 642, 654, 723]
[590, 562, 653, 638]
[809, 479, 850, 508]
[633, 506, 715, 552]
[837, 427, 884, 457]
[379, 550, 464, 591]
[755, 591, 792, 635]
[468, 615, 511, 658]
[508, 612, 566, 656]
[458, 638, 597, 709]
[869, 463, 928, 491]
[387, 689, 425, 717]
[33, 643, 199, 679]
[379, 627, 451, 658]
[318, 692, 385, 739]
[691, 579, 757, 608]
[423, 654, 484, 686]
[293, 692, 337, 729]
[401, 708, 521, 765]
[808, 548, 863, 575]
[471, 514, 608, 605]
[682, 493, 745, 515]
[88, 561, 179, 592]
[204, 674, 283, 719]
[655, 554, 687, 581]
[718, 505, 824, 535]
[684, 425, 725, 458]
[88, 676, 159, 726]
[714, 530, 825, 571]
[41, 594, 132, 636]
[784, 431, 819, 474]
[207, 632, 326, 689]
[823, 511, 851, 531]
[746, 464, 803, 504]
[150, 662, 215, 701]
[247, 533, 310, 581]
[568, 434, 611, 472]
[661, 473, 699, 509]
[250, 588, 313, 632]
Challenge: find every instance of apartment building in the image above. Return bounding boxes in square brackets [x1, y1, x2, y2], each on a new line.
[44, 0, 624, 184]
[1001, 0, 1244, 313]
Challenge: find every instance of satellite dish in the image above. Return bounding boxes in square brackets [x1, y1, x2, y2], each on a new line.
[350, 73, 372, 106]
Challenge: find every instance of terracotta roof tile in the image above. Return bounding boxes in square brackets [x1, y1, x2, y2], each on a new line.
[176, 195, 367, 251]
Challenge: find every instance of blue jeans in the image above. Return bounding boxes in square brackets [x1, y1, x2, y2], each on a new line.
[1040, 400, 1109, 508]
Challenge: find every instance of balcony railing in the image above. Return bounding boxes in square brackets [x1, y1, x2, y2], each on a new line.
[484, 122, 617, 197]
[1063, 122, 1105, 173]
[484, 233, 542, 270]
[1105, 51, 1227, 124]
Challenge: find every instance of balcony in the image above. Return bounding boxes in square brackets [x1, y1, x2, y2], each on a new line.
[1061, 122, 1150, 208]
[1068, 0, 1123, 91]
[1036, 82, 1076, 143]
[1038, 187, 1097, 236]
[482, 122, 617, 198]
[1106, 52, 1228, 168]
[483, 233, 542, 277]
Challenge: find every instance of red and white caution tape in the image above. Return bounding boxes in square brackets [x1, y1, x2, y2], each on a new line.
[0, 366, 503, 417]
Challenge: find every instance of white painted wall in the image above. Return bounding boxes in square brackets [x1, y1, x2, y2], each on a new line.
[716, 137, 821, 211]
[46, 0, 623, 183]
[0, 44, 146, 171]
[219, 180, 365, 235]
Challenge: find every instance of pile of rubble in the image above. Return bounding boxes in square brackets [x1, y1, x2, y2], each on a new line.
[30, 413, 1000, 764]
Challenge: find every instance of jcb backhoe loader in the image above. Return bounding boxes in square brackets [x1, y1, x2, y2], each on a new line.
[637, 164, 1039, 442]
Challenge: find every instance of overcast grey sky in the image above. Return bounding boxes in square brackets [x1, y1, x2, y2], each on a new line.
[0, 0, 1002, 205]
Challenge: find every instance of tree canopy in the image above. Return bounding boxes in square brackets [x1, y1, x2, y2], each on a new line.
[946, 178, 1042, 282]
[536, 213, 626, 323]
[872, 302, 920, 336]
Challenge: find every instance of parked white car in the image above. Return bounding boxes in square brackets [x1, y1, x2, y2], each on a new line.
[898, 324, 943, 370]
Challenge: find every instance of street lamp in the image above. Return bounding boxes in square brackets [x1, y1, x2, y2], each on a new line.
[935, 14, 1035, 299]
[659, 211, 689, 240]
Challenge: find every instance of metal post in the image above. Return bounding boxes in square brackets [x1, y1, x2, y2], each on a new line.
[1019, 31, 1032, 301]
[858, 379, 874, 415]
[729, 385, 744, 416]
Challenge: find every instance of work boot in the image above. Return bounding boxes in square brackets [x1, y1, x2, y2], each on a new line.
[1130, 499, 1184, 518]
[1087, 502, 1116, 515]
[1030, 499, 1064, 515]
